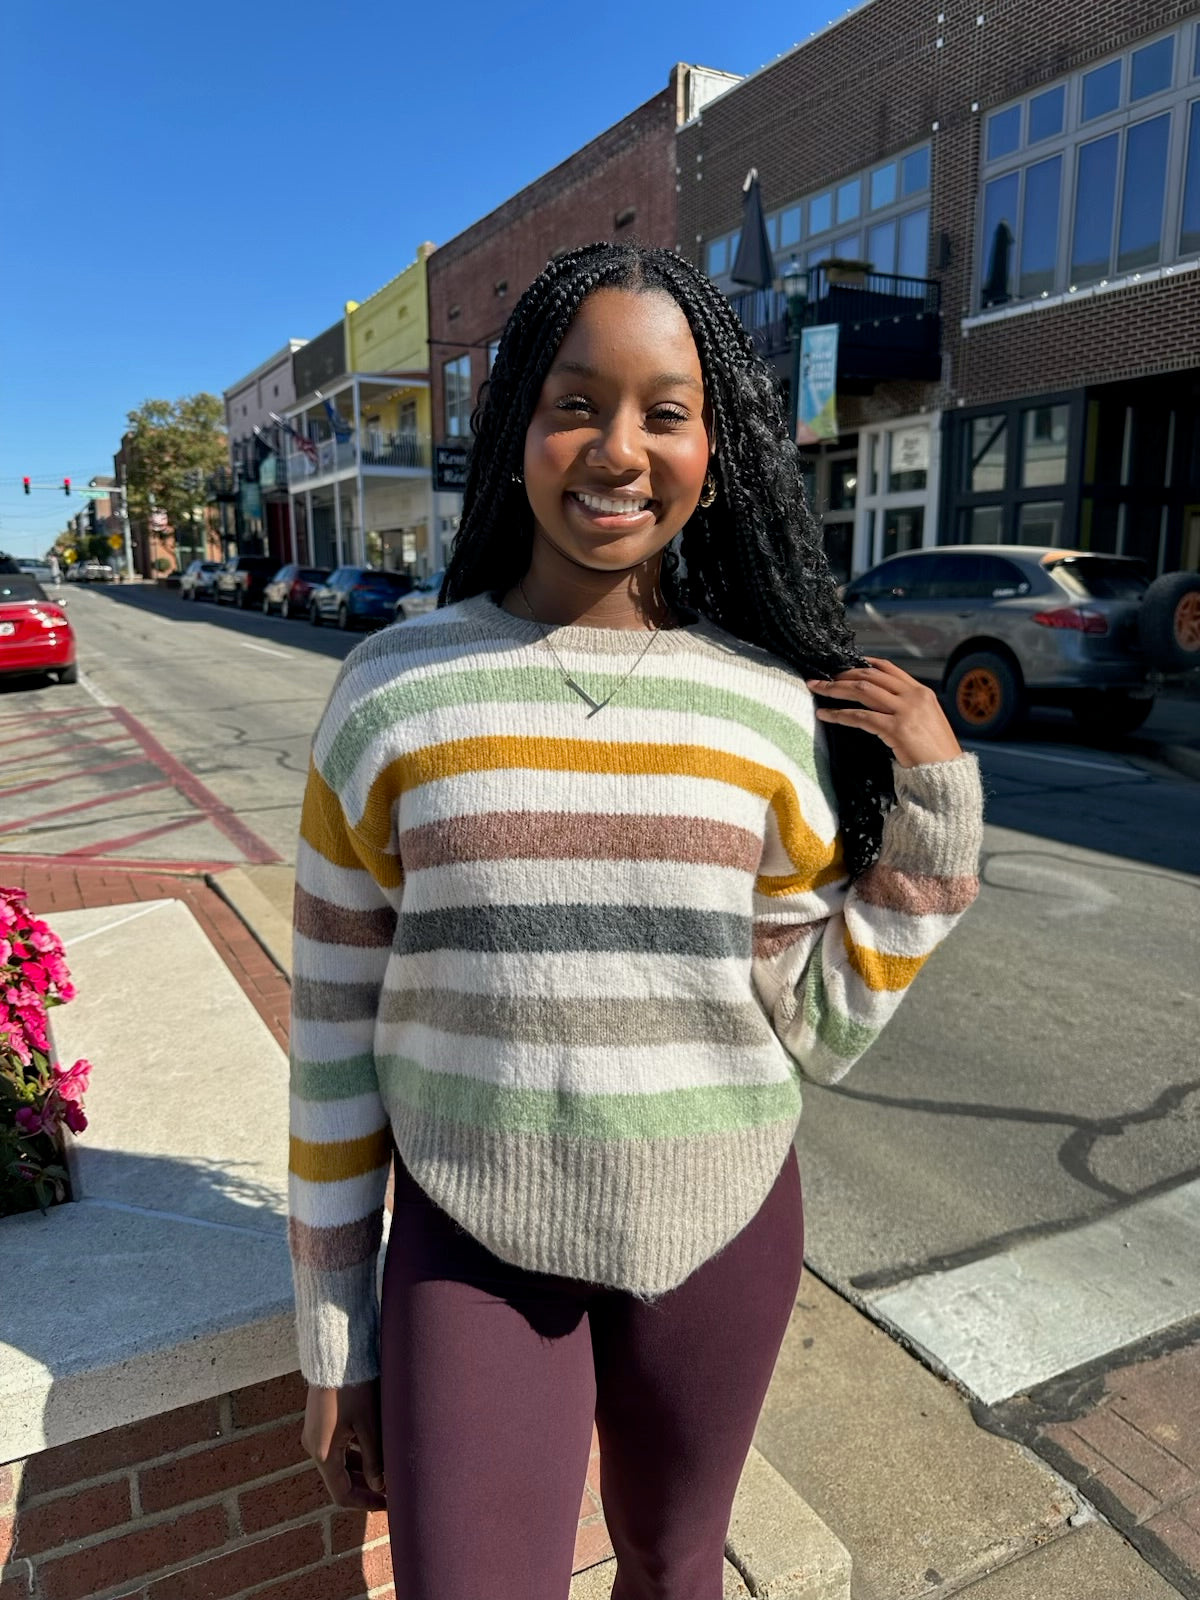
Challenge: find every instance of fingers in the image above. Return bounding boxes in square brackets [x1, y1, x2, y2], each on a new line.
[302, 1383, 387, 1512]
[814, 707, 894, 736]
[356, 1403, 387, 1497]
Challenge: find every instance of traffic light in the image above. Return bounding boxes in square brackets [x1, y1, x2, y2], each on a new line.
[22, 478, 30, 495]
[63, 478, 71, 497]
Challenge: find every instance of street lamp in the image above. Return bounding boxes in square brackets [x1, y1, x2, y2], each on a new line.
[781, 255, 808, 439]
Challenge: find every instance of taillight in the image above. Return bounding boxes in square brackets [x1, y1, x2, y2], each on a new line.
[351, 583, 370, 593]
[1032, 606, 1108, 635]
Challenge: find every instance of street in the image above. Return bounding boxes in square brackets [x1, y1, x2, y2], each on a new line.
[3, 581, 1199, 1472]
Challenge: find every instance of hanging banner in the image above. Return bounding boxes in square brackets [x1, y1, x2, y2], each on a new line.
[795, 324, 839, 445]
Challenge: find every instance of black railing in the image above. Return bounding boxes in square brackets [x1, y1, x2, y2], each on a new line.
[731, 268, 942, 384]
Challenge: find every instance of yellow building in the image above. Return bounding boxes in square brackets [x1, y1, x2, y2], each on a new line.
[285, 244, 436, 574]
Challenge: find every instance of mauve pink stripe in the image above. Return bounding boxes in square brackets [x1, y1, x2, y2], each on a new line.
[289, 1212, 383, 1271]
[400, 810, 762, 873]
[854, 862, 979, 916]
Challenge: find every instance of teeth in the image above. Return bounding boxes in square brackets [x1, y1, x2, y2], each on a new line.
[575, 492, 650, 515]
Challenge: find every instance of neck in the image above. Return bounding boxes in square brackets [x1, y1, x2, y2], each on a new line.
[504, 543, 672, 631]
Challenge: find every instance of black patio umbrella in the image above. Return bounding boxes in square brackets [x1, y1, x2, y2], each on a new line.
[730, 168, 777, 291]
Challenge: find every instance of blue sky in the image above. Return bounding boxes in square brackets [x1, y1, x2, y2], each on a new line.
[1, 0, 841, 556]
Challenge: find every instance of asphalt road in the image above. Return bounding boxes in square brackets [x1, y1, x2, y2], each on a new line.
[3, 581, 1197, 1319]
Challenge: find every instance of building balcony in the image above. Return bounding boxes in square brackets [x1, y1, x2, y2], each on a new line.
[285, 432, 431, 488]
[732, 266, 943, 386]
[206, 467, 238, 500]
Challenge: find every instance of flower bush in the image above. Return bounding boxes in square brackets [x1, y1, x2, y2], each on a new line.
[0, 886, 92, 1216]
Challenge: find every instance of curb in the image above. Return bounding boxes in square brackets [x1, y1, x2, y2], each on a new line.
[206, 867, 293, 977]
[569, 1449, 851, 1600]
[1158, 742, 1200, 781]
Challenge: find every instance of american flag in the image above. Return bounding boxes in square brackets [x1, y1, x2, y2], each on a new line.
[270, 412, 318, 463]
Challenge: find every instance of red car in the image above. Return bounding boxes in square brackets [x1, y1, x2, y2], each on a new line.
[0, 575, 77, 685]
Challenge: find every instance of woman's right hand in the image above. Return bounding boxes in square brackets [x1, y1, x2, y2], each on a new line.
[302, 1381, 387, 1510]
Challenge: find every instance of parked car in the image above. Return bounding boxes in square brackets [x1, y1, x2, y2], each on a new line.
[309, 567, 413, 630]
[262, 564, 330, 619]
[78, 560, 114, 583]
[394, 568, 444, 622]
[0, 574, 76, 685]
[180, 559, 222, 601]
[841, 545, 1200, 738]
[213, 555, 276, 609]
[16, 559, 58, 586]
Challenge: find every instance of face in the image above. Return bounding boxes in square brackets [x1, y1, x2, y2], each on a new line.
[522, 287, 710, 577]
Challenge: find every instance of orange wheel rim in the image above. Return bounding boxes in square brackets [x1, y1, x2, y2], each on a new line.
[1175, 592, 1200, 651]
[957, 668, 1002, 724]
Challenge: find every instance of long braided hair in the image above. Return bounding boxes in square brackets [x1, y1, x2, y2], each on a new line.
[440, 241, 893, 874]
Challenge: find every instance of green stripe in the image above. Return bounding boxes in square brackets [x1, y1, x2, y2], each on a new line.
[377, 1054, 800, 1139]
[322, 664, 821, 794]
[290, 1052, 379, 1100]
[801, 961, 880, 1060]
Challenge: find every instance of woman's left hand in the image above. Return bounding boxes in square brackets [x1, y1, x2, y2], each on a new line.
[806, 657, 964, 769]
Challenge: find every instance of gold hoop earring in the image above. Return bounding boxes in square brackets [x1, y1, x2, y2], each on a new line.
[698, 473, 717, 510]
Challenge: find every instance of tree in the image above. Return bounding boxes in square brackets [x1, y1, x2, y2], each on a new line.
[123, 394, 228, 540]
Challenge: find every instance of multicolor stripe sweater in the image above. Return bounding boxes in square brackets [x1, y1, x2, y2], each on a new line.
[289, 592, 984, 1386]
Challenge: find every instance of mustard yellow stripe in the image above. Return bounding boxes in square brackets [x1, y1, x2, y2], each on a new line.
[842, 926, 929, 992]
[357, 736, 839, 894]
[300, 761, 403, 889]
[289, 1125, 392, 1183]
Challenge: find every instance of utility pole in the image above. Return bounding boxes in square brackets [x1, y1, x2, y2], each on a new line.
[77, 478, 136, 581]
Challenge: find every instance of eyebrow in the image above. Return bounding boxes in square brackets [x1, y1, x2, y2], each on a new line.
[551, 359, 703, 392]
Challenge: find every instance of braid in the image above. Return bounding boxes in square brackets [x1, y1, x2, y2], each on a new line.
[441, 242, 894, 874]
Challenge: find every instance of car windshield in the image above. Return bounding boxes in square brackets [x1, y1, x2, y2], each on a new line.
[0, 577, 47, 602]
[299, 568, 328, 583]
[1048, 557, 1150, 600]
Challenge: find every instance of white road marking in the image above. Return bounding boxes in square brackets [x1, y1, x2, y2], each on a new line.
[871, 1178, 1200, 1404]
[238, 642, 291, 659]
[965, 743, 1144, 776]
[77, 669, 116, 707]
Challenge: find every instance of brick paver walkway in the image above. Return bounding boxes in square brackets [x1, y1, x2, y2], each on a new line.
[10, 859, 615, 1580]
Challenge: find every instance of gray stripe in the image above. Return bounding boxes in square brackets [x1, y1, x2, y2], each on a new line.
[378, 988, 769, 1047]
[292, 977, 383, 1023]
[394, 903, 751, 960]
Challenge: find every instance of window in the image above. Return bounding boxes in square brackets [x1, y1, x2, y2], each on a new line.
[902, 146, 931, 194]
[835, 232, 861, 260]
[1028, 86, 1065, 143]
[1071, 134, 1119, 285]
[977, 28, 1195, 306]
[488, 341, 501, 373]
[925, 553, 1027, 599]
[870, 163, 897, 209]
[856, 554, 931, 599]
[809, 191, 832, 233]
[1082, 61, 1122, 122]
[968, 415, 1007, 492]
[898, 208, 929, 277]
[868, 219, 897, 274]
[961, 506, 1005, 542]
[988, 106, 1022, 159]
[779, 204, 802, 246]
[1131, 37, 1174, 101]
[1018, 501, 1064, 544]
[1117, 113, 1170, 271]
[836, 178, 861, 222]
[707, 236, 729, 277]
[1022, 405, 1069, 485]
[1182, 102, 1200, 254]
[443, 354, 472, 438]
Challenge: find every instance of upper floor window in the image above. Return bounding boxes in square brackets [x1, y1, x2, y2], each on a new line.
[978, 22, 1200, 311]
[705, 142, 932, 290]
[443, 355, 472, 439]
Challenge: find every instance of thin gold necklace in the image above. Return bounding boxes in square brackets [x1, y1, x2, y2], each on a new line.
[517, 580, 668, 717]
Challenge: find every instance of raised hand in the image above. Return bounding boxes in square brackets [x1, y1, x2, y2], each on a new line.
[807, 657, 964, 769]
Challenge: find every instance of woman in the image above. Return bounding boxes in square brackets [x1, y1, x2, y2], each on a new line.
[289, 242, 983, 1600]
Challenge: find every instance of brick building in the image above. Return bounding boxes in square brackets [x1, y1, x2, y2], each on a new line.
[677, 0, 1200, 580]
[425, 63, 739, 564]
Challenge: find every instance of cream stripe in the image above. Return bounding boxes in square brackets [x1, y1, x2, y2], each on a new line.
[291, 1019, 380, 1064]
[295, 839, 396, 911]
[289, 1091, 389, 1143]
[365, 947, 752, 998]
[844, 897, 962, 958]
[400, 857, 756, 914]
[374, 1027, 792, 1094]
[288, 1168, 387, 1230]
[292, 932, 397, 984]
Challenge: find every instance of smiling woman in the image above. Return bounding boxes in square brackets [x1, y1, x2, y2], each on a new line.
[289, 242, 984, 1600]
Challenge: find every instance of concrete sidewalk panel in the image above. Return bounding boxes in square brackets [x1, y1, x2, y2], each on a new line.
[955, 1523, 1182, 1597]
[726, 1448, 851, 1599]
[569, 1559, 751, 1597]
[754, 1276, 1077, 1599]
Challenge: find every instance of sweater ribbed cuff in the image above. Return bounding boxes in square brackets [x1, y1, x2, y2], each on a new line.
[882, 753, 984, 878]
[292, 1260, 381, 1388]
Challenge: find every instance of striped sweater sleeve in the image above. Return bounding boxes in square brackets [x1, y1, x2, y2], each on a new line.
[288, 745, 401, 1388]
[753, 751, 984, 1085]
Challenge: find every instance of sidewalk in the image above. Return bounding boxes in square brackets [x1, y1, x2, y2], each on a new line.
[7, 856, 1190, 1598]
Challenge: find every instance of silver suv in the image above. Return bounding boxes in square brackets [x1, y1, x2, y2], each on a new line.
[842, 545, 1200, 738]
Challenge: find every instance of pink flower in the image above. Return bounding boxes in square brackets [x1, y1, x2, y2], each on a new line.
[22, 962, 49, 995]
[14, 1105, 42, 1136]
[53, 1058, 91, 1102]
[63, 1101, 87, 1134]
[0, 937, 11, 966]
[27, 922, 61, 956]
[55, 979, 76, 1003]
[42, 951, 70, 986]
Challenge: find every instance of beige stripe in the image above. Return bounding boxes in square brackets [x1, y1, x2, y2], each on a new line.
[400, 810, 763, 874]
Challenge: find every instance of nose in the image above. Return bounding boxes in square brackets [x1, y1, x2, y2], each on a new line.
[586, 405, 648, 475]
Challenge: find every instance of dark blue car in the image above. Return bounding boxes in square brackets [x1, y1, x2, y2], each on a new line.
[309, 567, 413, 631]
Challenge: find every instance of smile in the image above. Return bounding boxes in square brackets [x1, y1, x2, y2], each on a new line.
[569, 491, 654, 516]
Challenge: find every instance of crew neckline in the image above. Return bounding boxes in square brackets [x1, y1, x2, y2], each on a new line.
[460, 590, 708, 653]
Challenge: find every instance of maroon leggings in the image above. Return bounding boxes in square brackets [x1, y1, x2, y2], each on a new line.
[379, 1150, 803, 1600]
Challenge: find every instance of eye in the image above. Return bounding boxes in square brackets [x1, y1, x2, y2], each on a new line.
[649, 407, 690, 425]
[554, 394, 593, 414]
